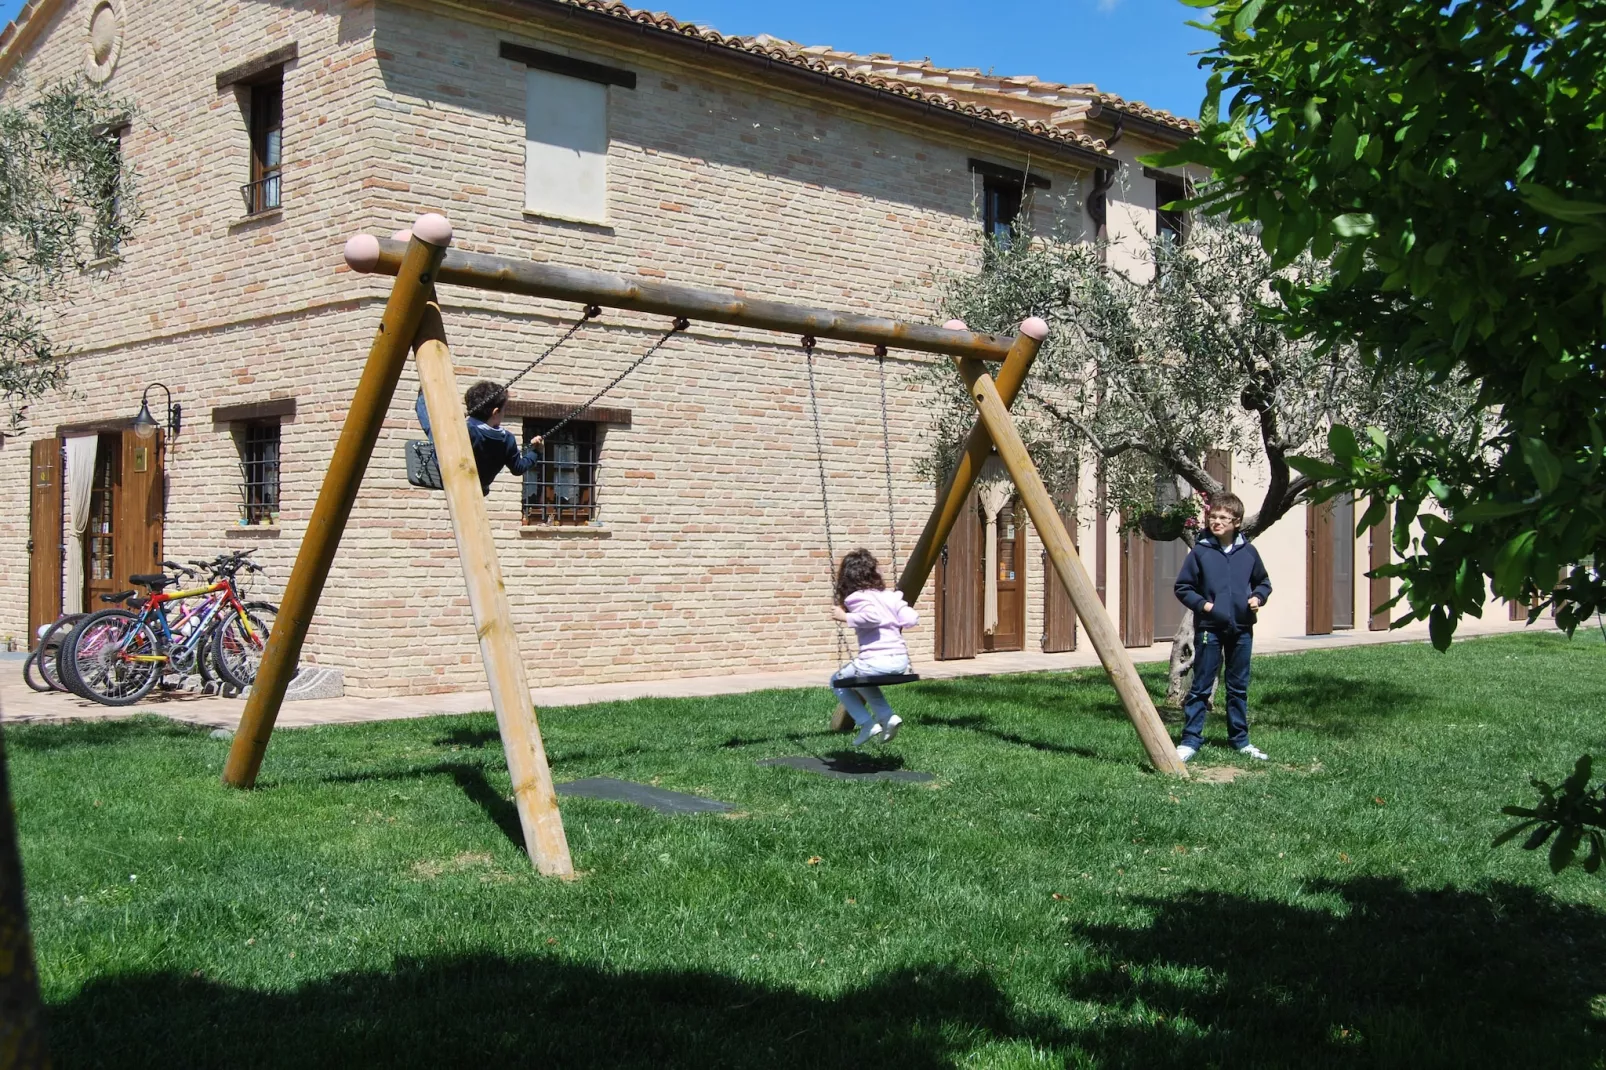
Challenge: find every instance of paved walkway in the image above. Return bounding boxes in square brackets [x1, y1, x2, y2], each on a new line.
[0, 615, 1539, 731]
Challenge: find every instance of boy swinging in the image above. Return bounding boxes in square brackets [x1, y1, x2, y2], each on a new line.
[415, 381, 543, 495]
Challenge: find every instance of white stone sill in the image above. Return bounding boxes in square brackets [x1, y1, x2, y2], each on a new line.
[521, 208, 612, 232]
[519, 524, 612, 539]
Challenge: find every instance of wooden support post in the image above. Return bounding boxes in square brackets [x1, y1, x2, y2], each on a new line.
[829, 318, 1048, 732]
[413, 301, 574, 877]
[953, 357, 1188, 777]
[223, 219, 451, 789]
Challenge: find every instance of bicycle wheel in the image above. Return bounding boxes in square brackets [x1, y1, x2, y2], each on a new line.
[22, 650, 49, 692]
[212, 606, 273, 692]
[65, 610, 163, 706]
[37, 614, 83, 692]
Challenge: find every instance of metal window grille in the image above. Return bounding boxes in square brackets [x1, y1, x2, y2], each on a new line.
[522, 419, 599, 525]
[239, 421, 281, 525]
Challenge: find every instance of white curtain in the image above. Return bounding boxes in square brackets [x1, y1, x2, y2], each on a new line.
[63, 435, 98, 615]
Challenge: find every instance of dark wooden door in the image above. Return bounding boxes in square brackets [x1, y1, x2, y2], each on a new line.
[982, 500, 1024, 652]
[27, 440, 63, 647]
[1205, 448, 1233, 492]
[1370, 520, 1392, 630]
[1120, 521, 1154, 647]
[934, 488, 980, 660]
[1042, 486, 1077, 653]
[1332, 494, 1355, 629]
[1307, 500, 1334, 635]
[115, 432, 164, 585]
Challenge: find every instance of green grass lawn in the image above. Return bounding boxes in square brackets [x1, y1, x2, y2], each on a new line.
[14, 631, 1606, 1068]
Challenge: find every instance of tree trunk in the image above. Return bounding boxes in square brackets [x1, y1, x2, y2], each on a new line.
[0, 718, 50, 1068]
[1164, 608, 1195, 714]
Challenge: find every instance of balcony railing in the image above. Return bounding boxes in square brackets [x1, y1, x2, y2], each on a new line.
[240, 169, 282, 216]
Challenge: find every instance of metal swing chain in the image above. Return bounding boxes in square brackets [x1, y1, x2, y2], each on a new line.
[875, 344, 899, 579]
[503, 303, 602, 392]
[540, 317, 690, 443]
[803, 335, 848, 661]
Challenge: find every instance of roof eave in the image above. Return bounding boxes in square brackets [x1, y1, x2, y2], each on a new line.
[489, 0, 1115, 171]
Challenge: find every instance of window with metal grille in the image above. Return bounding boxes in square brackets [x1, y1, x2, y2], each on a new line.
[238, 420, 281, 525]
[243, 74, 283, 214]
[521, 419, 599, 525]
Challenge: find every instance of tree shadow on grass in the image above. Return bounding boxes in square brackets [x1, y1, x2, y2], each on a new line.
[1062, 875, 1606, 1069]
[48, 957, 1068, 1069]
[1250, 670, 1428, 737]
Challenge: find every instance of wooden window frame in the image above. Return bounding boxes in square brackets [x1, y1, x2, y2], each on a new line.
[244, 70, 284, 215]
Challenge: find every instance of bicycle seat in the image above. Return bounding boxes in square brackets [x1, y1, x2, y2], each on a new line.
[100, 590, 137, 604]
[128, 573, 173, 590]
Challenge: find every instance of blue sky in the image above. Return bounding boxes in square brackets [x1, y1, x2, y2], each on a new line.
[0, 0, 1215, 120]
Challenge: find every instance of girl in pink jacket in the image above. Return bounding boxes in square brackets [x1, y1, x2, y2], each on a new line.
[829, 549, 918, 746]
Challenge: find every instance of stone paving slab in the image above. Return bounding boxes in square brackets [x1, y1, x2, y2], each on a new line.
[0, 616, 1540, 729]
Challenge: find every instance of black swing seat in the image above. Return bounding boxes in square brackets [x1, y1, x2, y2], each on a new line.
[834, 672, 921, 687]
[406, 440, 444, 490]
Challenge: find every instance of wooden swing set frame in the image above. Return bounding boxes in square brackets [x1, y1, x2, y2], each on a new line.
[220, 213, 1186, 879]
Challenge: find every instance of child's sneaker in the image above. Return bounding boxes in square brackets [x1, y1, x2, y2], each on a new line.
[878, 715, 903, 743]
[1176, 744, 1197, 763]
[853, 722, 884, 748]
[1236, 743, 1269, 761]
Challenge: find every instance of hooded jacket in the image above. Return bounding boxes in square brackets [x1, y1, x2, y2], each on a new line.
[843, 588, 919, 659]
[1173, 533, 1273, 632]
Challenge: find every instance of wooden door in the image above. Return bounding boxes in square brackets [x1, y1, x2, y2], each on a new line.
[27, 440, 63, 647]
[1042, 485, 1077, 653]
[1120, 521, 1154, 647]
[1370, 520, 1391, 630]
[84, 437, 120, 607]
[982, 499, 1025, 652]
[114, 432, 164, 585]
[1332, 494, 1355, 629]
[1205, 448, 1233, 492]
[1307, 500, 1334, 635]
[934, 488, 980, 660]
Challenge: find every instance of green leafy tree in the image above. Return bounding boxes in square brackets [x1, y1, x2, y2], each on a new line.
[0, 80, 137, 430]
[1159, 0, 1606, 874]
[1155, 0, 1605, 648]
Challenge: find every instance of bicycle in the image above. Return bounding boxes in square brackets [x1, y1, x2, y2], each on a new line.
[62, 552, 276, 706]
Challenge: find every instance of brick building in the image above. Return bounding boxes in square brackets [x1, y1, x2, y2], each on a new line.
[0, 0, 1387, 697]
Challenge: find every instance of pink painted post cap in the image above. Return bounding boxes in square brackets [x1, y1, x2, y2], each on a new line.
[1019, 316, 1049, 340]
[343, 234, 381, 272]
[942, 318, 968, 331]
[412, 213, 453, 246]
[390, 228, 413, 242]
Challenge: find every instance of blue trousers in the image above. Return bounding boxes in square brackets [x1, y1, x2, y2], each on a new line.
[1180, 627, 1253, 750]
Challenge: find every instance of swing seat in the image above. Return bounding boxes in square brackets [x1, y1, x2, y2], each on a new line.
[834, 672, 921, 688]
[406, 439, 443, 490]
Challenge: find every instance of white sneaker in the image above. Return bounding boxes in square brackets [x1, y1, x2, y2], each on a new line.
[1237, 743, 1269, 761]
[1176, 744, 1197, 763]
[853, 722, 884, 748]
[878, 715, 903, 743]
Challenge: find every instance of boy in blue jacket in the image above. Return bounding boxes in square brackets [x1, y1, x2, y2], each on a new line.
[415, 381, 543, 496]
[1172, 492, 1273, 762]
